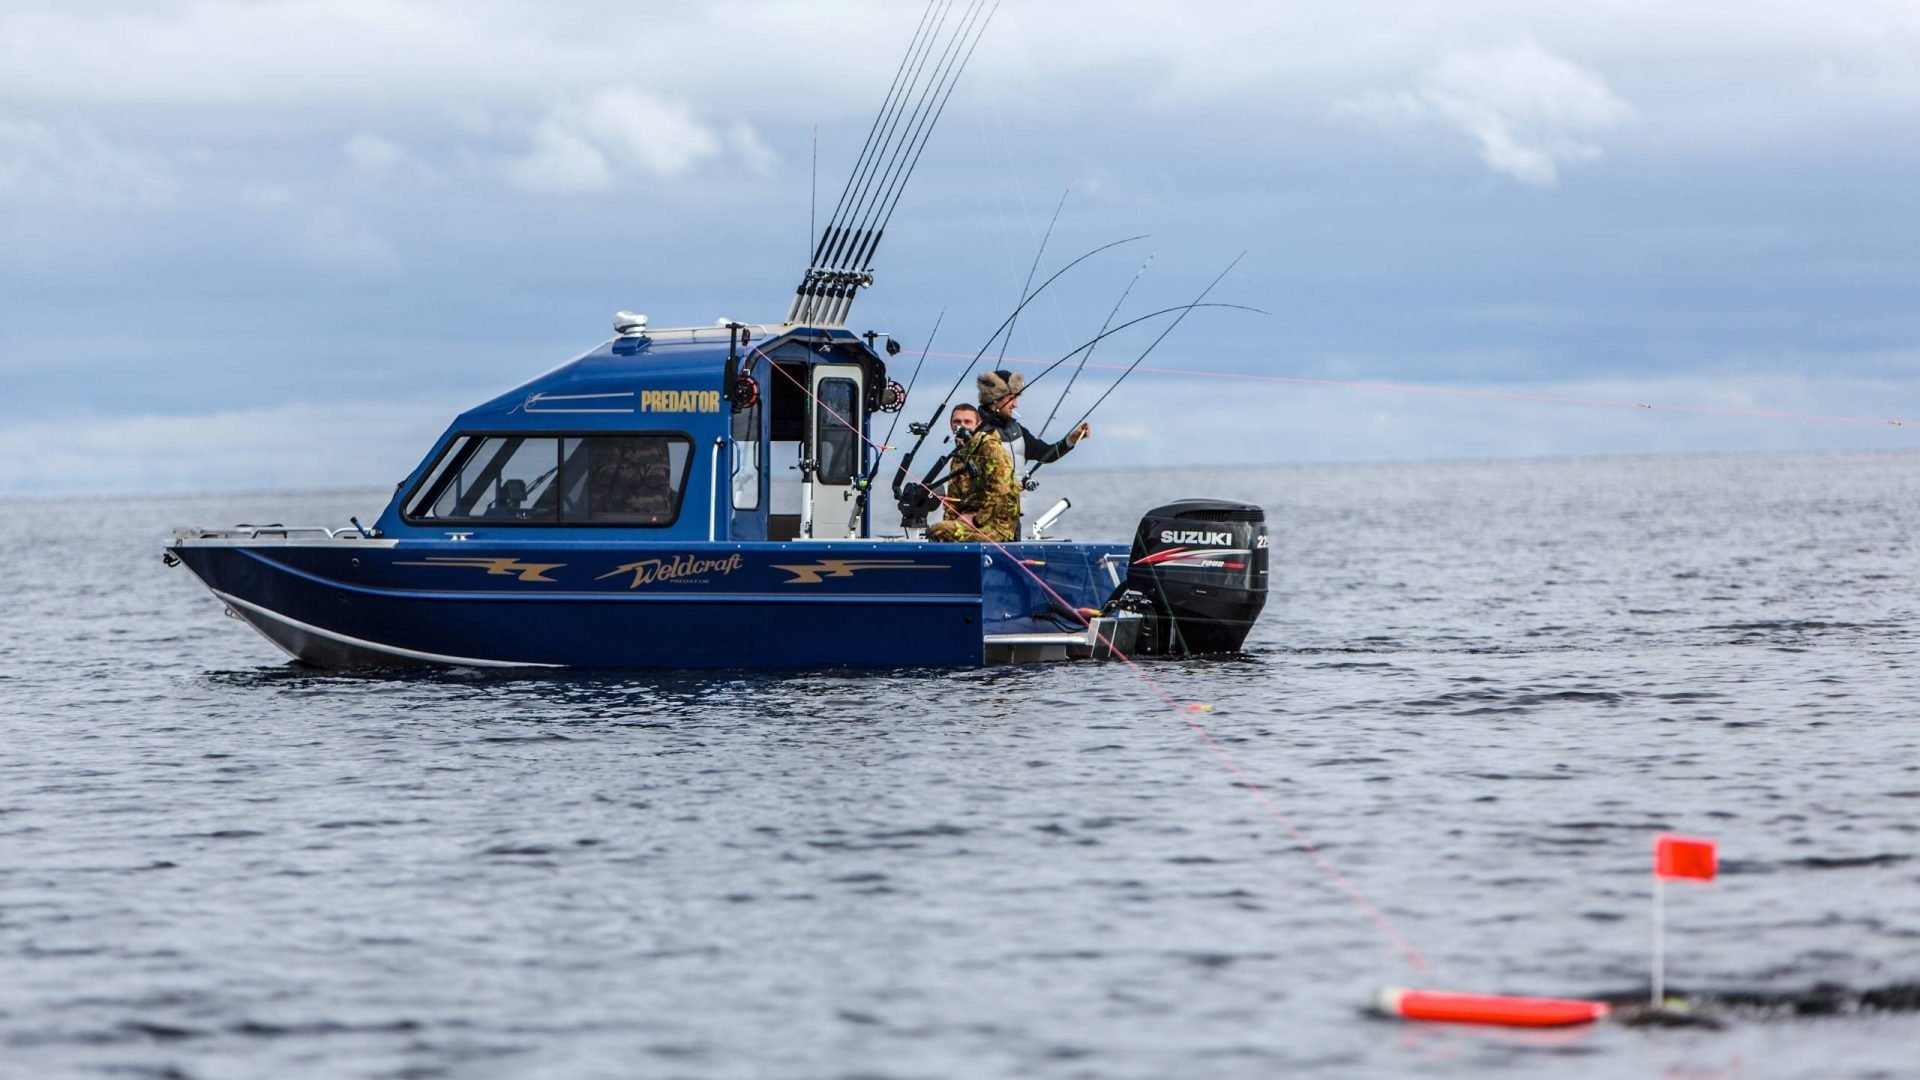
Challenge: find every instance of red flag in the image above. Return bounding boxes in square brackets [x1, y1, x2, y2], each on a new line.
[1655, 834, 1717, 881]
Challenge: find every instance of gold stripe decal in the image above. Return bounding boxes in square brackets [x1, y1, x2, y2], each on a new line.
[393, 557, 565, 582]
[771, 559, 948, 585]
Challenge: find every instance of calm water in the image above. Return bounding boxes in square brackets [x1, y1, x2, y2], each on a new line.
[3, 452, 1917, 1078]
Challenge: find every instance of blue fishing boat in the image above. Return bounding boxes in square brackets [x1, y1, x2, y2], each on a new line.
[163, 3, 1269, 670]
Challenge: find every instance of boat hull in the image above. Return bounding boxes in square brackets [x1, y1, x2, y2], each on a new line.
[168, 537, 1128, 669]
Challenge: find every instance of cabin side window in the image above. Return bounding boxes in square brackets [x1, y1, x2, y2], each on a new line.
[405, 433, 691, 526]
[561, 435, 690, 524]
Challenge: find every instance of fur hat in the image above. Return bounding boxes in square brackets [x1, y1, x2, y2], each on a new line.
[976, 369, 1025, 405]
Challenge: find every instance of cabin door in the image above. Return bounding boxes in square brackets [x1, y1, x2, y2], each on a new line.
[805, 363, 866, 538]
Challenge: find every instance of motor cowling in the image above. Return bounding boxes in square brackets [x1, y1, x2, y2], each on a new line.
[1115, 499, 1268, 656]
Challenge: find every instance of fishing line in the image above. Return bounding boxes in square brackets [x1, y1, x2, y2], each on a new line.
[1056, 253, 1245, 440]
[1036, 254, 1153, 441]
[970, 542, 1431, 975]
[878, 308, 946, 459]
[917, 353, 1912, 429]
[994, 181, 1072, 374]
[989, 54, 1081, 366]
[913, 234, 1147, 435]
[1020, 303, 1269, 395]
[891, 234, 1147, 507]
[751, 343, 1432, 975]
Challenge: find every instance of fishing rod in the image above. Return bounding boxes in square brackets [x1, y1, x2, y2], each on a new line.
[791, 0, 996, 324]
[889, 233, 1147, 508]
[840, 0, 1002, 315]
[1036, 254, 1151, 441]
[1013, 299, 1266, 400]
[888, 176, 1069, 520]
[821, 0, 975, 276]
[847, 309, 947, 527]
[823, 0, 997, 325]
[800, 0, 944, 320]
[891, 301, 1261, 525]
[876, 308, 944, 462]
[995, 182, 1072, 373]
[809, 0, 936, 257]
[1027, 252, 1248, 484]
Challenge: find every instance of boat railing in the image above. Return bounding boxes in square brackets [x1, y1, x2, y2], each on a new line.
[171, 525, 382, 542]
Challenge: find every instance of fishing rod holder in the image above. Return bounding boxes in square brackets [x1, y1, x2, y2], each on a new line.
[1030, 498, 1071, 540]
[800, 268, 874, 289]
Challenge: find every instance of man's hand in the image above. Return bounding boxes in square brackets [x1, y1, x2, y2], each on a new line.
[1067, 422, 1091, 446]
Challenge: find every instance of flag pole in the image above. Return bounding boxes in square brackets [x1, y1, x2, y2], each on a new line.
[1651, 873, 1666, 1006]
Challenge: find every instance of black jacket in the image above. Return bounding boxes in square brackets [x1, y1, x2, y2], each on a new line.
[976, 410, 1073, 475]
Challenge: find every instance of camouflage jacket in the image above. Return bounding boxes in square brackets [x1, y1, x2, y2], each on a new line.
[930, 429, 1018, 542]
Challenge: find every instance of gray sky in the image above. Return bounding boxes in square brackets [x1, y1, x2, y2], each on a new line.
[3, 0, 1916, 495]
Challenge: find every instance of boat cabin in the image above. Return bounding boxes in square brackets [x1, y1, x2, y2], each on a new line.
[374, 322, 899, 543]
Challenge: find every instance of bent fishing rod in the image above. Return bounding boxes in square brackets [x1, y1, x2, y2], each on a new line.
[1035, 254, 1152, 442]
[881, 179, 1068, 513]
[993, 181, 1072, 374]
[1024, 252, 1249, 487]
[891, 300, 1263, 519]
[890, 233, 1147, 504]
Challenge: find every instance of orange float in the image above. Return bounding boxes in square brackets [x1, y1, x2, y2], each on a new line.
[1378, 987, 1610, 1027]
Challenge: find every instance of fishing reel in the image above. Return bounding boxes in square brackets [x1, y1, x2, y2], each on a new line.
[877, 380, 907, 413]
[896, 484, 941, 527]
[729, 374, 760, 413]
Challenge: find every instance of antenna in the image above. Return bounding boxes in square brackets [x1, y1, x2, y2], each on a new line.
[810, 125, 818, 268]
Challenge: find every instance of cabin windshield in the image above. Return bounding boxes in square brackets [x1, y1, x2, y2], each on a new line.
[406, 433, 691, 526]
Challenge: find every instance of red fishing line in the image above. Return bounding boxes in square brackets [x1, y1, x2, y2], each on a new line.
[923, 350, 1908, 428]
[763, 349, 1432, 974]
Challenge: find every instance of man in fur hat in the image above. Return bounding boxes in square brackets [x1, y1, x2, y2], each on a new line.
[974, 369, 1088, 522]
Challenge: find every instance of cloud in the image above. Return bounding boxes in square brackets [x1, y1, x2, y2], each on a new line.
[502, 87, 771, 193]
[0, 114, 174, 205]
[297, 207, 400, 274]
[0, 398, 463, 497]
[341, 133, 433, 185]
[506, 119, 613, 194]
[1040, 369, 1919, 471]
[726, 120, 779, 176]
[1339, 40, 1634, 185]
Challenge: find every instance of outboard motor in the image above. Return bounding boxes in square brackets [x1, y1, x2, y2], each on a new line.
[1112, 499, 1268, 656]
